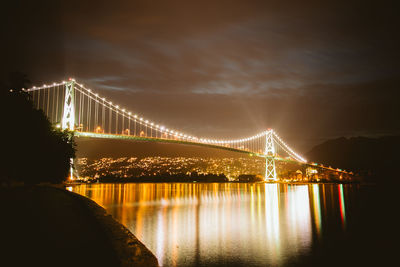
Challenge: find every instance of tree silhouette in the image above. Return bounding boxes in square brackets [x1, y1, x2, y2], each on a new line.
[1, 72, 75, 184]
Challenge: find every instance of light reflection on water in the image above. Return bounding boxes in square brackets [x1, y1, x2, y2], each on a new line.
[72, 183, 348, 267]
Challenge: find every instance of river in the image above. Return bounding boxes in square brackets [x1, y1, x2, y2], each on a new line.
[69, 183, 394, 267]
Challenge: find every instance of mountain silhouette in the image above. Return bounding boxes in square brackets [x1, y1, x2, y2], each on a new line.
[306, 136, 400, 183]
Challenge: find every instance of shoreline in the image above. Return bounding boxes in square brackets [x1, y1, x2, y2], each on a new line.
[67, 180, 361, 185]
[60, 187, 159, 267]
[0, 185, 159, 267]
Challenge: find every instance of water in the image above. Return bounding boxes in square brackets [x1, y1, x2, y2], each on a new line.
[70, 183, 395, 266]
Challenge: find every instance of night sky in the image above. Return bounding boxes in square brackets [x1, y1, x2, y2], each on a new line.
[2, 0, 399, 151]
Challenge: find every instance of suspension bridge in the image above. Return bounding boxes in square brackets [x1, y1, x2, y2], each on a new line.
[23, 78, 347, 181]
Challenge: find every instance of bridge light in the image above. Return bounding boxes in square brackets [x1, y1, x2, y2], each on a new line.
[102, 98, 106, 101]
[88, 89, 91, 92]
[95, 93, 98, 97]
[128, 112, 131, 115]
[134, 115, 137, 118]
[145, 120, 149, 123]
[122, 109, 125, 112]
[116, 105, 119, 108]
[140, 118, 143, 121]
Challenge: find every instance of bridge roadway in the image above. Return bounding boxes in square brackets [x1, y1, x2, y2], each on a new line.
[76, 131, 277, 159]
[75, 131, 350, 175]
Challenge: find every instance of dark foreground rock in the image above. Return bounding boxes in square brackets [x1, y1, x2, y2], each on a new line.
[0, 185, 158, 267]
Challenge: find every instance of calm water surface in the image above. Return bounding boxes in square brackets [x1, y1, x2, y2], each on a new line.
[70, 183, 393, 267]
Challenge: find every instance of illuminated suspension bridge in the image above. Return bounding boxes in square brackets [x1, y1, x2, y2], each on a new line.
[25, 78, 311, 181]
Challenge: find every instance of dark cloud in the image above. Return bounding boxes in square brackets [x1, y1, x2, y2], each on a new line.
[2, 0, 399, 151]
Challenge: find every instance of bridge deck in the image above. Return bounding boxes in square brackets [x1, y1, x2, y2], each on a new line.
[75, 132, 350, 174]
[76, 131, 265, 156]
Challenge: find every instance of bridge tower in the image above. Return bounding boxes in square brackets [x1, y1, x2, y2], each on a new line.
[265, 130, 277, 181]
[61, 80, 75, 130]
[61, 79, 76, 180]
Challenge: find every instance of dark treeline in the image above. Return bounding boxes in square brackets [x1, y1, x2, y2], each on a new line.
[306, 136, 400, 183]
[0, 72, 75, 184]
[237, 174, 264, 182]
[94, 172, 228, 183]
